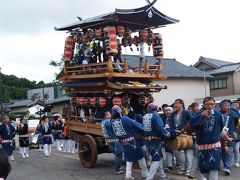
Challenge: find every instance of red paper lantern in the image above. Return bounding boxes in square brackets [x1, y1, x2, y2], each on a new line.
[104, 26, 118, 56]
[63, 37, 75, 60]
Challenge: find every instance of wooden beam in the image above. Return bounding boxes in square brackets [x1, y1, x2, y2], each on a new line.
[67, 121, 103, 136]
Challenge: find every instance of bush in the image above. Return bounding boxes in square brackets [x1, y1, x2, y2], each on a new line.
[8, 113, 16, 121]
[28, 115, 36, 120]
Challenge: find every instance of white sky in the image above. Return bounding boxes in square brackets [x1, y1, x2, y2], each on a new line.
[0, 0, 240, 82]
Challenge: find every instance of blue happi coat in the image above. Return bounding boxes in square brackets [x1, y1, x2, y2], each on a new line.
[52, 120, 63, 140]
[0, 123, 16, 156]
[190, 109, 224, 173]
[220, 110, 239, 146]
[102, 119, 117, 139]
[40, 123, 53, 144]
[101, 119, 123, 156]
[143, 112, 169, 161]
[17, 123, 29, 147]
[161, 114, 173, 153]
[230, 108, 240, 141]
[134, 114, 147, 147]
[35, 123, 43, 145]
[167, 109, 191, 130]
[111, 116, 144, 162]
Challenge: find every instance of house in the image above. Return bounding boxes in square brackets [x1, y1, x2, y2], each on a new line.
[27, 86, 63, 103]
[194, 56, 240, 101]
[9, 99, 44, 115]
[123, 55, 212, 106]
[0, 102, 11, 113]
[46, 96, 71, 115]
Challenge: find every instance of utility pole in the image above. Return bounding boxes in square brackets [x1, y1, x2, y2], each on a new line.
[203, 67, 207, 97]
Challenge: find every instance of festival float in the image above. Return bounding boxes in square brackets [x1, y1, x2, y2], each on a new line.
[55, 0, 179, 168]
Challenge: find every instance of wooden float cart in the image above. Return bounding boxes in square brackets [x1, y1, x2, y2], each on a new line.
[55, 0, 179, 168]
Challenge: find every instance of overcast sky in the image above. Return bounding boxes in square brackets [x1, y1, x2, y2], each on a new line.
[0, 0, 240, 82]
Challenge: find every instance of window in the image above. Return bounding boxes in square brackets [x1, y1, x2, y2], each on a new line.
[210, 79, 227, 90]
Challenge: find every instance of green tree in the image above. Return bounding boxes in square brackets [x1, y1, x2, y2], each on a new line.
[0, 73, 52, 102]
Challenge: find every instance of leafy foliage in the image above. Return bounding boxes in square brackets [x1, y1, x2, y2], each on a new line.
[0, 73, 52, 102]
[28, 115, 36, 120]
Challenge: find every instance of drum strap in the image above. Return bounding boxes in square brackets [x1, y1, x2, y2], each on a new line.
[222, 115, 229, 128]
[145, 136, 161, 141]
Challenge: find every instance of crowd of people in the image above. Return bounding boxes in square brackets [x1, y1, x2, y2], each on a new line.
[0, 97, 240, 180]
[0, 114, 77, 161]
[101, 97, 240, 180]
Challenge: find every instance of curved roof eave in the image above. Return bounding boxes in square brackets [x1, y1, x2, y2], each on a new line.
[54, 2, 179, 31]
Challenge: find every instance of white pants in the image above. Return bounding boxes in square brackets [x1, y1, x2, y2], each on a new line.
[198, 170, 218, 180]
[190, 150, 198, 177]
[55, 139, 63, 151]
[234, 141, 240, 163]
[141, 145, 151, 165]
[63, 139, 75, 153]
[147, 159, 166, 180]
[20, 147, 29, 154]
[126, 158, 148, 179]
[158, 159, 167, 178]
[39, 144, 43, 151]
[63, 140, 70, 152]
[166, 152, 173, 167]
[185, 149, 194, 172]
[173, 150, 185, 170]
[69, 140, 76, 153]
[43, 144, 51, 157]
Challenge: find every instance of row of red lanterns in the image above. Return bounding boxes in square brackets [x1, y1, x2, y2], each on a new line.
[75, 95, 154, 108]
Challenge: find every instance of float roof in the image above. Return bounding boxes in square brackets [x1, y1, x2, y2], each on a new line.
[55, 0, 179, 31]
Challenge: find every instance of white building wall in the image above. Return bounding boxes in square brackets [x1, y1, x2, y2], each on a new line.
[27, 87, 54, 102]
[28, 105, 44, 115]
[153, 78, 210, 107]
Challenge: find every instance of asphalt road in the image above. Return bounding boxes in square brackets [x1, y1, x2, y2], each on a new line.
[7, 147, 240, 180]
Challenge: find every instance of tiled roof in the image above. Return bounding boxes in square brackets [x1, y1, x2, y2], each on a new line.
[200, 56, 233, 67]
[206, 63, 240, 75]
[9, 99, 43, 108]
[122, 55, 212, 78]
[47, 96, 70, 105]
[193, 56, 234, 69]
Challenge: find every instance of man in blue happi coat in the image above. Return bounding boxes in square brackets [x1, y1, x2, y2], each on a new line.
[101, 111, 124, 175]
[128, 111, 151, 167]
[166, 99, 193, 175]
[39, 116, 53, 157]
[231, 99, 240, 168]
[219, 100, 239, 175]
[190, 97, 224, 180]
[161, 106, 175, 171]
[143, 103, 170, 180]
[0, 116, 16, 161]
[111, 105, 148, 180]
[52, 114, 64, 151]
[16, 117, 30, 158]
